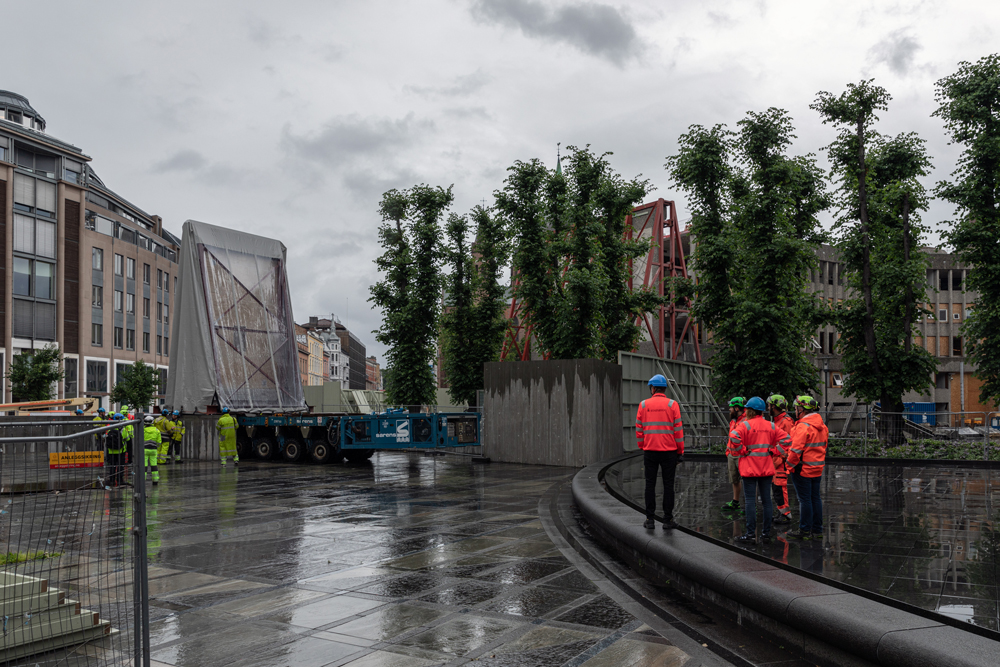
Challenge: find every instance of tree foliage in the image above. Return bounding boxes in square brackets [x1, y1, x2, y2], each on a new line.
[666, 109, 828, 399]
[440, 206, 510, 406]
[494, 146, 662, 361]
[110, 360, 160, 412]
[934, 54, 1000, 406]
[370, 185, 453, 408]
[7, 345, 64, 402]
[812, 81, 936, 423]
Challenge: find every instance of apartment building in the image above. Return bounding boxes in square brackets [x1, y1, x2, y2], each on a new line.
[301, 314, 367, 390]
[0, 91, 177, 408]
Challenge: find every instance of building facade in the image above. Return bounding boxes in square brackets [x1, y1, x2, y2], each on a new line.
[0, 91, 178, 409]
[301, 314, 367, 390]
[366, 355, 381, 391]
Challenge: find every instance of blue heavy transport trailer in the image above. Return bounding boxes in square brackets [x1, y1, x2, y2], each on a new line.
[234, 409, 482, 464]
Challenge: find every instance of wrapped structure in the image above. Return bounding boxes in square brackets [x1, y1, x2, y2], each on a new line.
[166, 220, 306, 412]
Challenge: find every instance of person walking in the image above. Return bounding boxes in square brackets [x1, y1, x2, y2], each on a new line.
[142, 414, 162, 486]
[766, 395, 794, 525]
[722, 397, 747, 513]
[786, 396, 829, 540]
[170, 410, 185, 463]
[729, 396, 790, 544]
[636, 374, 685, 530]
[217, 407, 239, 467]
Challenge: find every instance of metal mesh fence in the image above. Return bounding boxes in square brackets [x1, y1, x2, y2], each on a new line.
[1, 418, 145, 666]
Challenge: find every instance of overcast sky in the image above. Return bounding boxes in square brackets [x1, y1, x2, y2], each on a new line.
[6, 0, 997, 360]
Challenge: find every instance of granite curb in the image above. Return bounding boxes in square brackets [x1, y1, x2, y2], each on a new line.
[572, 456, 1000, 667]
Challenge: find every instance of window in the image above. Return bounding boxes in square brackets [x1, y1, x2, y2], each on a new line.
[174, 276, 177, 293]
[158, 369, 168, 396]
[831, 373, 844, 388]
[92, 285, 103, 308]
[939, 271, 949, 291]
[64, 358, 78, 398]
[126, 328, 135, 350]
[143, 263, 150, 284]
[114, 254, 124, 276]
[164, 273, 170, 292]
[828, 263, 834, 285]
[13, 258, 30, 295]
[164, 337, 169, 356]
[126, 293, 135, 314]
[953, 270, 963, 291]
[114, 290, 123, 312]
[143, 297, 150, 318]
[157, 335, 162, 354]
[86, 360, 108, 393]
[92, 323, 103, 346]
[93, 247, 103, 270]
[13, 214, 33, 253]
[819, 331, 826, 354]
[35, 262, 53, 300]
[116, 363, 130, 384]
[13, 173, 34, 212]
[163, 304, 169, 326]
[126, 257, 135, 279]
[114, 326, 124, 348]
[953, 336, 963, 357]
[936, 373, 950, 389]
[142, 332, 150, 353]
[157, 269, 163, 289]
[156, 302, 162, 322]
[939, 309, 947, 321]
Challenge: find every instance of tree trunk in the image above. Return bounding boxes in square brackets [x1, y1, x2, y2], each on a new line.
[880, 392, 906, 446]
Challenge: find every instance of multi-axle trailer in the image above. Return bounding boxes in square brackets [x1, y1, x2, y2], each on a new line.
[234, 409, 482, 464]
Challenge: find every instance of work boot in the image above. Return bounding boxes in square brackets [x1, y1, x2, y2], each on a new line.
[761, 532, 772, 544]
[663, 519, 679, 530]
[735, 533, 756, 545]
[234, 457, 239, 466]
[221, 459, 226, 467]
[787, 529, 811, 540]
[773, 513, 791, 525]
[721, 499, 740, 511]
[643, 519, 656, 529]
[174, 456, 182, 463]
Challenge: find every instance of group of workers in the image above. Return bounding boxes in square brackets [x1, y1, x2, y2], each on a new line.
[82, 406, 187, 487]
[635, 375, 830, 545]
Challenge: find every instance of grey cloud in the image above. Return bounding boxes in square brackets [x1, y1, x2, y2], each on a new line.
[281, 114, 434, 168]
[342, 167, 423, 203]
[868, 30, 921, 76]
[443, 106, 494, 120]
[152, 149, 206, 172]
[405, 70, 492, 98]
[471, 0, 639, 66]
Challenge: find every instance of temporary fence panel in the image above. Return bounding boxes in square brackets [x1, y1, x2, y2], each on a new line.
[0, 417, 150, 666]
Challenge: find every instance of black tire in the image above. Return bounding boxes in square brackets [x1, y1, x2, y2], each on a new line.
[344, 449, 375, 463]
[282, 438, 306, 463]
[236, 433, 253, 459]
[308, 440, 337, 464]
[253, 436, 277, 460]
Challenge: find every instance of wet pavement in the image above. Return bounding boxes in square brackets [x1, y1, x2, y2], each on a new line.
[137, 454, 693, 667]
[606, 454, 1000, 631]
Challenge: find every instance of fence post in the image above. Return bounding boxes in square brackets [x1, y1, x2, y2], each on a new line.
[132, 414, 151, 667]
[985, 412, 991, 462]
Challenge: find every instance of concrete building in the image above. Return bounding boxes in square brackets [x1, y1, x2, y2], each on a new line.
[366, 355, 381, 391]
[301, 314, 367, 390]
[0, 91, 178, 409]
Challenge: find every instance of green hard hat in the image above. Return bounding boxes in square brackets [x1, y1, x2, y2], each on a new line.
[766, 394, 787, 410]
[728, 396, 745, 408]
[794, 395, 820, 410]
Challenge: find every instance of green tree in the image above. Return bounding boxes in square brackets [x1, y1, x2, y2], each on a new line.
[370, 185, 453, 408]
[7, 345, 64, 402]
[666, 110, 829, 399]
[934, 54, 1000, 406]
[110, 360, 160, 412]
[495, 146, 661, 361]
[812, 81, 936, 439]
[440, 206, 510, 406]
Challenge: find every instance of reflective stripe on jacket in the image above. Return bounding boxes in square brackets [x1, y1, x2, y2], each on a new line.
[172, 419, 185, 442]
[154, 416, 175, 438]
[786, 412, 829, 478]
[771, 412, 794, 483]
[635, 394, 684, 454]
[725, 414, 747, 457]
[143, 425, 162, 450]
[730, 416, 790, 477]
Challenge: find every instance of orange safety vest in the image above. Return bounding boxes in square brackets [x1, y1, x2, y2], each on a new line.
[726, 414, 747, 457]
[635, 394, 685, 454]
[771, 412, 794, 485]
[729, 416, 790, 478]
[787, 412, 829, 478]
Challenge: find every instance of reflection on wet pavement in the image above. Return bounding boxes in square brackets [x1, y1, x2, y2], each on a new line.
[142, 453, 687, 666]
[606, 454, 1000, 630]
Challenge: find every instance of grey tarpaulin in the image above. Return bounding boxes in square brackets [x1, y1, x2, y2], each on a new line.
[165, 220, 306, 412]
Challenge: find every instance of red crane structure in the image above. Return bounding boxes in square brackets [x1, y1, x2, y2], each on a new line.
[499, 198, 701, 363]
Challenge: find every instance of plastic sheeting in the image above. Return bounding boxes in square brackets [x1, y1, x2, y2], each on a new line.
[165, 220, 306, 413]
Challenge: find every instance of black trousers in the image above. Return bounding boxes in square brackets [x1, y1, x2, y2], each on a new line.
[643, 449, 679, 521]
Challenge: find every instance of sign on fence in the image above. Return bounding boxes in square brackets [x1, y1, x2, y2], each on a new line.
[48, 450, 105, 469]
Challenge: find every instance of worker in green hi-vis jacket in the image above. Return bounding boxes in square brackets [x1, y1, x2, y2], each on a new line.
[216, 407, 239, 466]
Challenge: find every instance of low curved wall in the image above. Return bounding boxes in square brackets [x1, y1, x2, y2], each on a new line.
[572, 456, 999, 667]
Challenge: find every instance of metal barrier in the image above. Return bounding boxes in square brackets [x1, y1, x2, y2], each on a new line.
[0, 417, 151, 666]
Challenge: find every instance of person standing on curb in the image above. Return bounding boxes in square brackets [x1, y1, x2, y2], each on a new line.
[766, 395, 794, 525]
[636, 374, 685, 530]
[786, 395, 829, 540]
[217, 407, 239, 467]
[729, 396, 790, 545]
[722, 397, 747, 513]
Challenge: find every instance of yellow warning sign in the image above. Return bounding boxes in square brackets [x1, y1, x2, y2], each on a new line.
[49, 451, 104, 469]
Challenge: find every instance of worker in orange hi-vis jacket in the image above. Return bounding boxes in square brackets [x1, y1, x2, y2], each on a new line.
[766, 395, 794, 525]
[722, 397, 747, 513]
[729, 397, 791, 545]
[635, 374, 684, 531]
[785, 395, 829, 541]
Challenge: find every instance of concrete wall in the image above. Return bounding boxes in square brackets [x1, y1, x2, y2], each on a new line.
[176, 414, 223, 461]
[483, 359, 621, 467]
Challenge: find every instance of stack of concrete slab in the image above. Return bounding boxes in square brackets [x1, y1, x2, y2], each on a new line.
[0, 571, 113, 663]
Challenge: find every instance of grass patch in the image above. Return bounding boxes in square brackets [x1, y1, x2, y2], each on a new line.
[1, 551, 62, 565]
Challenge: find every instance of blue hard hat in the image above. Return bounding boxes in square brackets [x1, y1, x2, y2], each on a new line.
[75, 408, 84, 415]
[173, 410, 181, 417]
[648, 374, 668, 387]
[97, 407, 106, 413]
[746, 396, 767, 411]
[221, 407, 229, 413]
[113, 413, 123, 420]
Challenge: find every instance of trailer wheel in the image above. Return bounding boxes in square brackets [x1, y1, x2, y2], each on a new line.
[236, 433, 254, 459]
[282, 438, 306, 463]
[308, 441, 337, 464]
[253, 435, 277, 460]
[344, 449, 375, 463]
